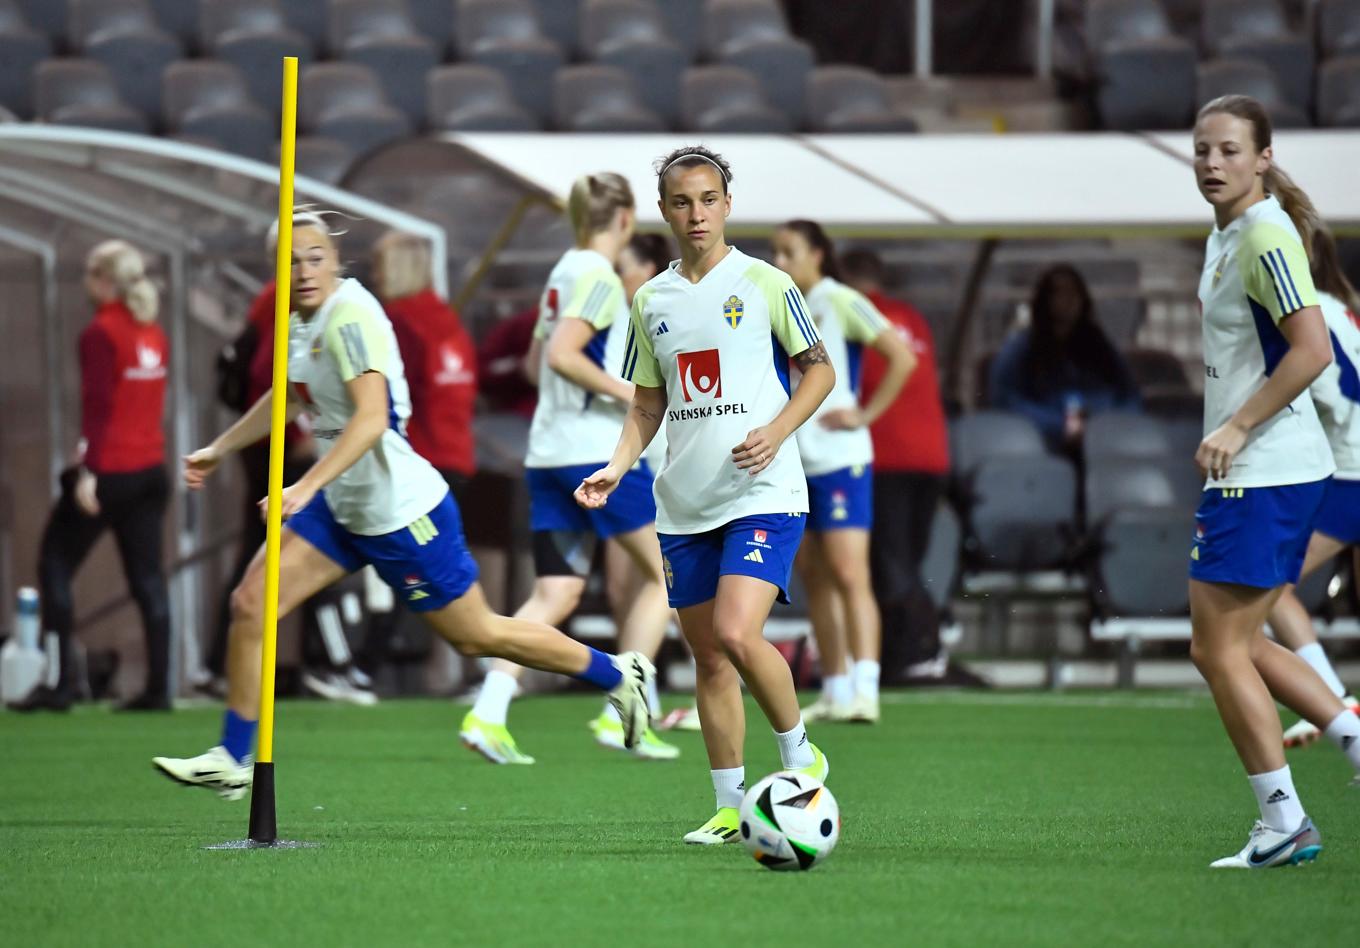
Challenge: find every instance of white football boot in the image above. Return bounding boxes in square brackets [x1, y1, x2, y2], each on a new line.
[1210, 818, 1322, 869]
[606, 651, 655, 750]
[152, 746, 253, 801]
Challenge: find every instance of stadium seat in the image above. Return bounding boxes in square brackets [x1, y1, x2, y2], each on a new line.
[85, 27, 180, 124]
[553, 64, 665, 131]
[581, 0, 687, 124]
[704, 0, 790, 58]
[68, 0, 159, 46]
[657, 0, 704, 57]
[290, 136, 355, 186]
[949, 410, 1047, 482]
[716, 34, 814, 125]
[1085, 459, 1180, 526]
[16, 0, 64, 50]
[427, 64, 538, 131]
[1201, 0, 1315, 112]
[0, 103, 14, 122]
[1318, 55, 1360, 126]
[806, 66, 918, 133]
[1163, 417, 1204, 459]
[146, 0, 197, 51]
[1092, 507, 1193, 616]
[527, 0, 581, 53]
[0, 1, 50, 119]
[1096, 295, 1145, 344]
[278, 0, 327, 52]
[405, 0, 456, 57]
[1084, 412, 1173, 461]
[458, 0, 566, 123]
[1197, 57, 1310, 128]
[330, 0, 440, 126]
[34, 57, 149, 132]
[161, 60, 273, 161]
[1086, 0, 1177, 46]
[299, 62, 412, 159]
[201, 0, 313, 115]
[1319, 0, 1360, 59]
[681, 64, 791, 132]
[967, 454, 1077, 570]
[1094, 37, 1197, 130]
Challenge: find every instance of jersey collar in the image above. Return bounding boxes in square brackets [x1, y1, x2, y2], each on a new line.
[1214, 194, 1280, 240]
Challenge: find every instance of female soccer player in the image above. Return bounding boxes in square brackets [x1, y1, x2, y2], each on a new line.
[576, 146, 836, 844]
[152, 208, 654, 799]
[459, 175, 678, 764]
[1271, 226, 1360, 746]
[1188, 96, 1360, 868]
[20, 241, 171, 712]
[772, 220, 915, 724]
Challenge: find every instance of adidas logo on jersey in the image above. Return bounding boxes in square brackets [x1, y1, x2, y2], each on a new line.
[743, 549, 764, 564]
[655, 321, 670, 336]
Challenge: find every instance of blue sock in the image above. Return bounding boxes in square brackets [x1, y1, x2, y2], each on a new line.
[574, 648, 623, 691]
[220, 710, 257, 764]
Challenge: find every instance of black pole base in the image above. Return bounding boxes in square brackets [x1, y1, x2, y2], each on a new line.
[248, 761, 277, 843]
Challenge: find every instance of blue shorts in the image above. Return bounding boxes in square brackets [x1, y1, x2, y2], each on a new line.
[286, 490, 478, 612]
[658, 513, 806, 609]
[1313, 477, 1360, 545]
[806, 464, 873, 532]
[1189, 481, 1328, 589]
[526, 462, 656, 539]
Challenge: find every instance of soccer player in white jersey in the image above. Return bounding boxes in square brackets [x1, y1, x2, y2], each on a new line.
[1189, 96, 1360, 868]
[460, 174, 678, 764]
[1271, 227, 1360, 746]
[576, 146, 837, 845]
[151, 209, 654, 799]
[772, 219, 915, 725]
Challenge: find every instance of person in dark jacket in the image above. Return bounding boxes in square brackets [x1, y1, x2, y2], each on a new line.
[989, 264, 1140, 450]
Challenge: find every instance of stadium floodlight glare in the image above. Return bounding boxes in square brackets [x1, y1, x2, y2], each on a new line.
[208, 56, 313, 851]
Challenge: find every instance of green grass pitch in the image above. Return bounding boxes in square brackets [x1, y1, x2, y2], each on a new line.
[2, 691, 1355, 947]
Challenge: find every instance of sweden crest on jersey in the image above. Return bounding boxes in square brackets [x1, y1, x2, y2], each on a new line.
[723, 295, 744, 329]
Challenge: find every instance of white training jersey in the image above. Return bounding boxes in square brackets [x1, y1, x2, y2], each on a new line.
[795, 276, 889, 476]
[1197, 195, 1334, 489]
[623, 246, 821, 534]
[1314, 291, 1360, 479]
[288, 278, 448, 535]
[526, 248, 630, 468]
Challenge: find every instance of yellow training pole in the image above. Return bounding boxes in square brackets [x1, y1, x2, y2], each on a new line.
[248, 55, 298, 846]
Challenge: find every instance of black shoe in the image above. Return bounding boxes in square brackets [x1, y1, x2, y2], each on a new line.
[9, 686, 73, 712]
[116, 691, 172, 711]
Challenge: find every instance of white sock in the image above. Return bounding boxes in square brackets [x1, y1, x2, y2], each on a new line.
[1323, 709, 1360, 771]
[823, 674, 853, 706]
[774, 717, 815, 770]
[470, 670, 517, 726]
[712, 766, 746, 810]
[1295, 643, 1346, 699]
[853, 659, 880, 700]
[1247, 765, 1306, 832]
[646, 674, 661, 717]
[601, 700, 622, 724]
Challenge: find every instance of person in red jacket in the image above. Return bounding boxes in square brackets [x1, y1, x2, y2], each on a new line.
[841, 249, 953, 683]
[17, 241, 172, 711]
[374, 230, 477, 497]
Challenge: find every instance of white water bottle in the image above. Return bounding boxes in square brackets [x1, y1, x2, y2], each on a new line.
[1, 587, 47, 704]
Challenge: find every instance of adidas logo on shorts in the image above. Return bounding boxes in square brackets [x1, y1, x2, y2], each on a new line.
[743, 549, 764, 564]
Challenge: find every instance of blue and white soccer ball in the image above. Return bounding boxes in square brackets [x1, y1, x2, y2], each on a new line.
[738, 771, 840, 871]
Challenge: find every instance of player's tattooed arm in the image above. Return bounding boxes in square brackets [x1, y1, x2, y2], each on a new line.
[794, 341, 830, 371]
[633, 402, 663, 424]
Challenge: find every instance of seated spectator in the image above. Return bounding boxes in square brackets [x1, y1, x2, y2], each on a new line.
[989, 263, 1140, 450]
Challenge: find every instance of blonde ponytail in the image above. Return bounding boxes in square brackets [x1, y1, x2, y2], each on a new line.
[1264, 165, 1321, 264]
[566, 172, 633, 245]
[88, 239, 159, 322]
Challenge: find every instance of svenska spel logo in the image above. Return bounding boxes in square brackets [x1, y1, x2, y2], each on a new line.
[676, 349, 722, 402]
[753, 529, 767, 544]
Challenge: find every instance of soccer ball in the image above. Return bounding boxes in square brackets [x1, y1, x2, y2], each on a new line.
[738, 772, 840, 871]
